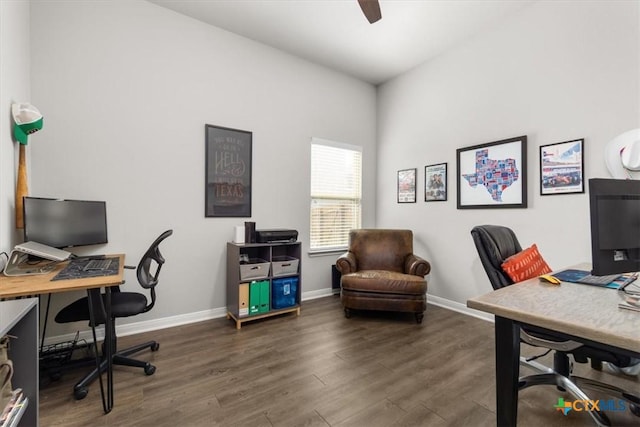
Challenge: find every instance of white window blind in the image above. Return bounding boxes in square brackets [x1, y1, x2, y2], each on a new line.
[310, 138, 362, 252]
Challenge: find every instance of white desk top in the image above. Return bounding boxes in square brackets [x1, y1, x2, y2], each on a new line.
[0, 298, 38, 337]
[467, 264, 640, 354]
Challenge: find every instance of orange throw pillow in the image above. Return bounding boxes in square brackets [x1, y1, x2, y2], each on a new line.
[501, 244, 552, 283]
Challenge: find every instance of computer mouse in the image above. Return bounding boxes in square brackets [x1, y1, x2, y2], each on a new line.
[539, 274, 561, 285]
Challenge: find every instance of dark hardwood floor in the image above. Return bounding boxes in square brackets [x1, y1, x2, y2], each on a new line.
[39, 296, 640, 426]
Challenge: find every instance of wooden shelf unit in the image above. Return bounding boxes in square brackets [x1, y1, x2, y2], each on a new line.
[226, 241, 301, 329]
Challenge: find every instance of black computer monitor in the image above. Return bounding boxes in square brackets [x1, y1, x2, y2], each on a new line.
[23, 197, 108, 249]
[589, 178, 640, 276]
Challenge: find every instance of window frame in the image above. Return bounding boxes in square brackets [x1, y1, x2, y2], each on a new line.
[309, 138, 362, 254]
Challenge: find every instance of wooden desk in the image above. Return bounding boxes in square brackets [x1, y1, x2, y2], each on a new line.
[0, 254, 125, 415]
[467, 264, 640, 426]
[0, 254, 124, 298]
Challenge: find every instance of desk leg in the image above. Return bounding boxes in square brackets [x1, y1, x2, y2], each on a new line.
[105, 287, 113, 411]
[85, 287, 114, 413]
[86, 289, 108, 413]
[495, 316, 520, 427]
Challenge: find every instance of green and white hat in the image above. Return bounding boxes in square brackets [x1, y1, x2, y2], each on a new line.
[12, 103, 43, 145]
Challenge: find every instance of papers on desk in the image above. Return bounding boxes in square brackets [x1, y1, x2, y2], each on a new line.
[552, 269, 638, 289]
[619, 295, 640, 312]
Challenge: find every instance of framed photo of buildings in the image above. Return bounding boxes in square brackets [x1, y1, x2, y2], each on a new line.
[425, 163, 447, 202]
[397, 168, 417, 203]
[456, 136, 527, 209]
[540, 139, 584, 195]
[205, 124, 252, 217]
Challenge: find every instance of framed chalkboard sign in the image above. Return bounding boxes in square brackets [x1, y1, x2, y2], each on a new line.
[205, 124, 252, 217]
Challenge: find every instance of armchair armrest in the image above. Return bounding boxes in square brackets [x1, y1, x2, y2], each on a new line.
[404, 254, 431, 277]
[336, 251, 357, 274]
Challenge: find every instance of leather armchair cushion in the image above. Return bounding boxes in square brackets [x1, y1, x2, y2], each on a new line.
[341, 270, 427, 295]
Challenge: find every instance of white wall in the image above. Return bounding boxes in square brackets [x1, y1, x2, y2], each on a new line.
[7, 0, 638, 338]
[377, 1, 640, 309]
[0, 0, 31, 262]
[28, 0, 376, 337]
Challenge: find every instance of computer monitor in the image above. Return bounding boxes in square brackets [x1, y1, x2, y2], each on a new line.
[589, 178, 640, 276]
[23, 197, 108, 249]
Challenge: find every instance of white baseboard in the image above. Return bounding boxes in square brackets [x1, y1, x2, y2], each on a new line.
[44, 306, 229, 347]
[44, 290, 492, 346]
[301, 287, 335, 300]
[427, 293, 494, 323]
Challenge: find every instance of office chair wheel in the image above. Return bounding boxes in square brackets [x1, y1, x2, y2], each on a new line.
[151, 342, 160, 352]
[631, 404, 640, 417]
[344, 308, 351, 318]
[144, 363, 156, 375]
[74, 386, 89, 400]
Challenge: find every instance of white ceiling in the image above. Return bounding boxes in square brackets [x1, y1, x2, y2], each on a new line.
[149, 0, 535, 85]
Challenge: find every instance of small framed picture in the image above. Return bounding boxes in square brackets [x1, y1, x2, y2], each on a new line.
[540, 139, 584, 195]
[425, 163, 447, 202]
[397, 168, 417, 203]
[456, 135, 527, 209]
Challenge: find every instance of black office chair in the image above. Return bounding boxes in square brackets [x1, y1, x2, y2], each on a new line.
[55, 229, 173, 400]
[471, 225, 640, 426]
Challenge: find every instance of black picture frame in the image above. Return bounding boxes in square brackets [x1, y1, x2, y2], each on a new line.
[397, 168, 417, 203]
[425, 163, 447, 202]
[456, 135, 527, 209]
[205, 124, 252, 217]
[540, 139, 584, 195]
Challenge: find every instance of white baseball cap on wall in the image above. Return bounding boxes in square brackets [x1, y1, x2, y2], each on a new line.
[604, 128, 640, 179]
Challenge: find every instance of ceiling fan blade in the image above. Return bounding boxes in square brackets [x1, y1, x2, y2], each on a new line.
[358, 0, 382, 24]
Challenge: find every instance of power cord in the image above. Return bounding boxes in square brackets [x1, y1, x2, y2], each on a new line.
[525, 349, 552, 362]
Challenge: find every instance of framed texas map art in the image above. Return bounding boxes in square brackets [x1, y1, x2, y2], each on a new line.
[456, 136, 527, 209]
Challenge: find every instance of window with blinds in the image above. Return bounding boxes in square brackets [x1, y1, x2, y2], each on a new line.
[310, 138, 362, 253]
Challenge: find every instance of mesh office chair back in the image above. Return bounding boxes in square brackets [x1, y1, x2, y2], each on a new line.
[135, 229, 173, 313]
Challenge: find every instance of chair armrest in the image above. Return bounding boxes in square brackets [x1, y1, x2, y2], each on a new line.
[336, 252, 357, 274]
[404, 254, 431, 277]
[124, 265, 136, 269]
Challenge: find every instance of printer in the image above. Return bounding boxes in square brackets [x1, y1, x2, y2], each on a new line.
[255, 229, 298, 243]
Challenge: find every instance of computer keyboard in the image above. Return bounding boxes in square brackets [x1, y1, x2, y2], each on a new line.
[83, 258, 112, 271]
[577, 273, 621, 286]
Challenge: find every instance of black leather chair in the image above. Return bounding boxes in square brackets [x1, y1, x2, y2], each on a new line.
[55, 229, 173, 400]
[471, 225, 640, 425]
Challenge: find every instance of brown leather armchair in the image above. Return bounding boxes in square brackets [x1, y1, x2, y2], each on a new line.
[336, 229, 431, 323]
